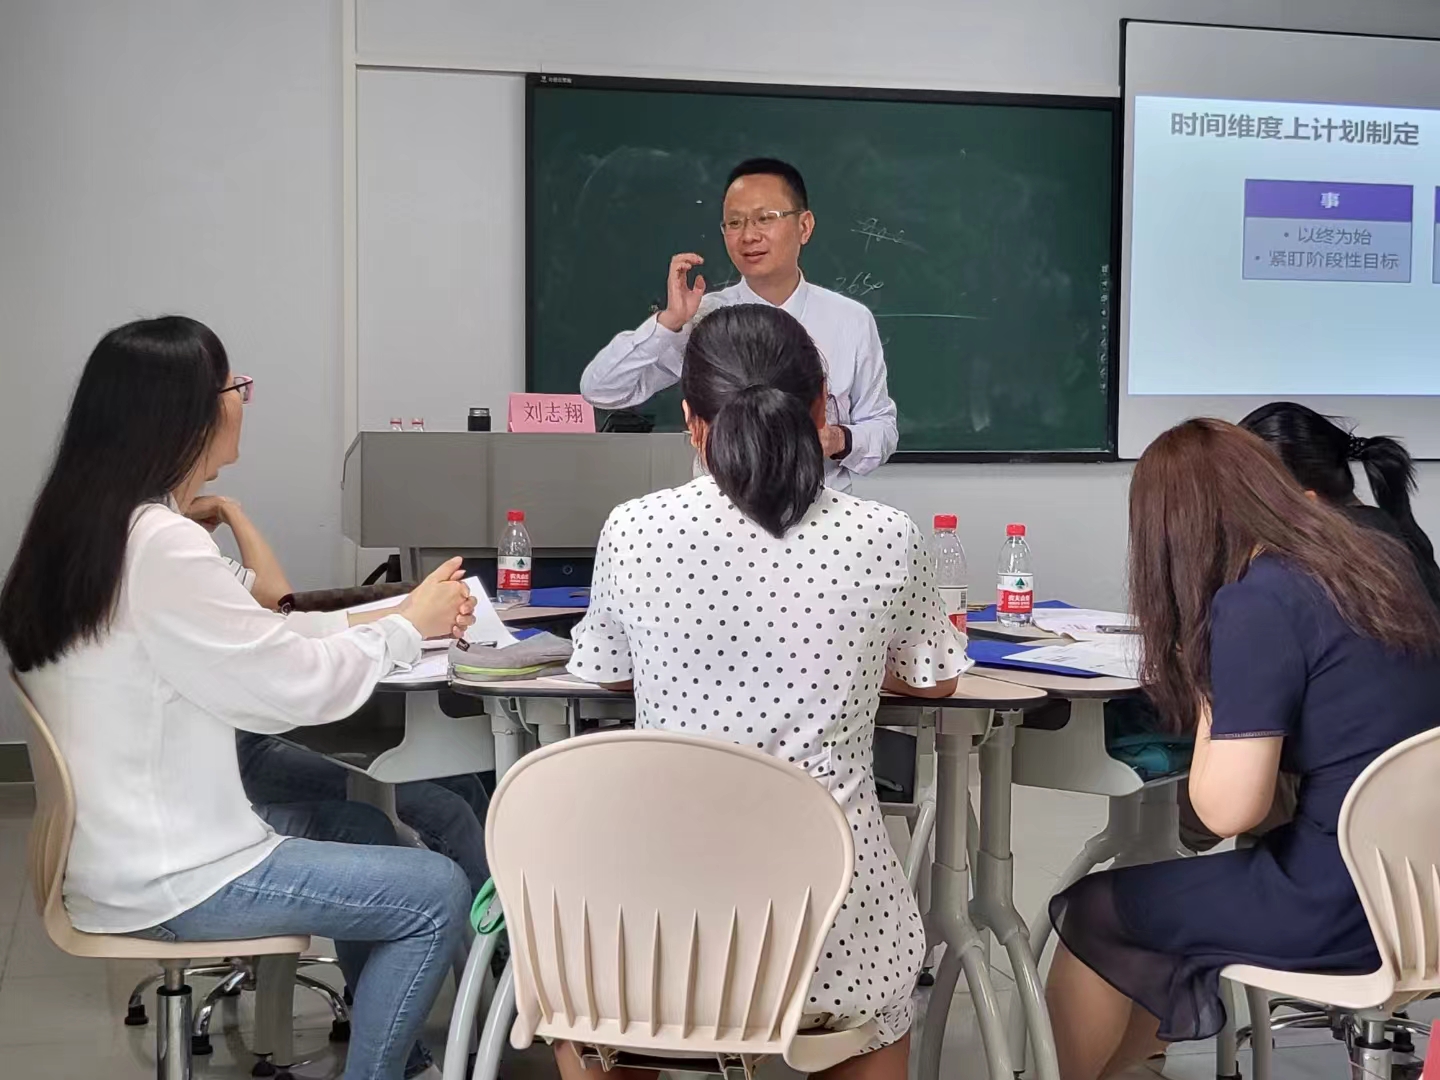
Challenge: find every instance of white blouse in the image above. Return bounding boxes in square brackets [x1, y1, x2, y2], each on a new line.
[20, 503, 420, 933]
[570, 476, 968, 1047]
[580, 278, 899, 490]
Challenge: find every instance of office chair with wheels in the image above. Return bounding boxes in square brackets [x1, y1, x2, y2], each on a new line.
[11, 671, 317, 1080]
[1218, 724, 1440, 1080]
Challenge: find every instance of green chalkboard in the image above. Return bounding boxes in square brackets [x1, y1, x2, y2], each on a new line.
[528, 75, 1118, 459]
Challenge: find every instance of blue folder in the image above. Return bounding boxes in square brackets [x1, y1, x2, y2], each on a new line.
[964, 637, 1105, 679]
[527, 586, 590, 609]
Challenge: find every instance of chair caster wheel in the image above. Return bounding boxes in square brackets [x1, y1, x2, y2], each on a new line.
[329, 1019, 351, 1043]
[252, 1057, 277, 1077]
[192, 1033, 213, 1056]
[124, 1004, 149, 1026]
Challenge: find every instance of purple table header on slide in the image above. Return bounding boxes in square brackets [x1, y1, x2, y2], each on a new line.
[1244, 179, 1413, 222]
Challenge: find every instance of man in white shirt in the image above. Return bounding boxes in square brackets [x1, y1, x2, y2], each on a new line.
[580, 158, 898, 491]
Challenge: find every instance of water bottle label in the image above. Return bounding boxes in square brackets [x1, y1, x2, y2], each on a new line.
[498, 556, 531, 590]
[938, 586, 968, 633]
[997, 574, 1033, 615]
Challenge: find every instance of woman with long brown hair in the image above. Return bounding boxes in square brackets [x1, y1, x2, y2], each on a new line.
[1045, 419, 1440, 1080]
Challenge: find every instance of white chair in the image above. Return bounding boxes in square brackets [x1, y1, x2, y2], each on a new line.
[461, 729, 875, 1079]
[1220, 724, 1440, 1080]
[11, 672, 313, 1080]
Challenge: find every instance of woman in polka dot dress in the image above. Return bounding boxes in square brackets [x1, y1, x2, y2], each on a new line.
[568, 304, 969, 1080]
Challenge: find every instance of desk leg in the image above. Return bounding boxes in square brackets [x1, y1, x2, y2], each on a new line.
[918, 709, 1014, 1080]
[345, 772, 426, 848]
[367, 692, 496, 784]
[1115, 783, 1188, 869]
[491, 703, 527, 781]
[973, 714, 1059, 1080]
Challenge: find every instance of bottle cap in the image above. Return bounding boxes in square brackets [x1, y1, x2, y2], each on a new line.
[933, 514, 958, 530]
[469, 407, 490, 417]
[507, 509, 525, 522]
[1006, 523, 1026, 537]
[390, 417, 402, 424]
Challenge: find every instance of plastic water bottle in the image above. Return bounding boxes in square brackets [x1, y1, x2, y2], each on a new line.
[496, 509, 532, 606]
[410, 417, 426, 433]
[997, 523, 1034, 627]
[929, 514, 968, 634]
[389, 417, 404, 432]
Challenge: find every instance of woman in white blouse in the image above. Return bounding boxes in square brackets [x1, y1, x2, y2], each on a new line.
[568, 304, 968, 1080]
[0, 316, 476, 1080]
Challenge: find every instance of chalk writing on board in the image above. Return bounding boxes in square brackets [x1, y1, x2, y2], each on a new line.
[835, 271, 885, 298]
[852, 217, 924, 253]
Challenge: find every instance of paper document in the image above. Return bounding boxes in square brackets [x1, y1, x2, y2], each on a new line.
[347, 576, 516, 650]
[459, 577, 518, 649]
[1004, 637, 1141, 680]
[1030, 608, 1136, 639]
[380, 652, 451, 686]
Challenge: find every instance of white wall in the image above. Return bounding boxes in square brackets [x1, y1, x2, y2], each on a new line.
[0, 0, 344, 739]
[352, 0, 1440, 614]
[5, 0, 1440, 741]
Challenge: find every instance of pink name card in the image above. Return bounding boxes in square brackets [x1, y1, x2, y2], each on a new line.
[507, 393, 596, 433]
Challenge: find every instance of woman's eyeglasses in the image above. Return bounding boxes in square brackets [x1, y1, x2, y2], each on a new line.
[221, 376, 254, 405]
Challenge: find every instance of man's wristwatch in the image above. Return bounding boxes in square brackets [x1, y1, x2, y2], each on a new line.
[830, 425, 853, 461]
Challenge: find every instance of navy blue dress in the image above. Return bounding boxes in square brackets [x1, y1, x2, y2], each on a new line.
[1051, 555, 1440, 1041]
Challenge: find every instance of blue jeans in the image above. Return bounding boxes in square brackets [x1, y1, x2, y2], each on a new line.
[255, 799, 399, 848]
[139, 837, 470, 1080]
[236, 732, 491, 892]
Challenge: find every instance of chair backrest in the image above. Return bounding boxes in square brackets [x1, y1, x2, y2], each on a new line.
[8, 671, 80, 948]
[1339, 723, 1440, 1004]
[486, 730, 855, 1059]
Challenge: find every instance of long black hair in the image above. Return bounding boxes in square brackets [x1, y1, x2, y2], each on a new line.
[681, 304, 825, 537]
[1239, 402, 1435, 568]
[0, 316, 230, 671]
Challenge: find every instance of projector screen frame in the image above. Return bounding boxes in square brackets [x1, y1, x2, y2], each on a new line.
[1117, 18, 1440, 461]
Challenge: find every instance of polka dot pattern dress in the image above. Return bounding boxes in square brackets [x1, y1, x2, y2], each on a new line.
[570, 476, 970, 1050]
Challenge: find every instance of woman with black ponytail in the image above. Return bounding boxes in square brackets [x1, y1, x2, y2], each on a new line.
[566, 304, 969, 1080]
[1240, 402, 1440, 607]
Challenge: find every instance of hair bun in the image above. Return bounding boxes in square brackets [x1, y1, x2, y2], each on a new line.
[1347, 435, 1370, 459]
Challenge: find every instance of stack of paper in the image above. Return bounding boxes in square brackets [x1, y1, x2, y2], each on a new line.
[1002, 636, 1141, 680]
[380, 652, 452, 686]
[348, 576, 517, 650]
[1030, 608, 1136, 640]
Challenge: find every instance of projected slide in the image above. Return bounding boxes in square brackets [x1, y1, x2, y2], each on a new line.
[1126, 95, 1440, 397]
[1242, 180, 1411, 283]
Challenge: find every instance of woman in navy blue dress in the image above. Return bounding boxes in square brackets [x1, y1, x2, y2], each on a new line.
[1046, 419, 1440, 1080]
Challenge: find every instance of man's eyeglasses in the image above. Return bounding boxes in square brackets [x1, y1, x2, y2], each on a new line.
[221, 376, 254, 405]
[721, 209, 804, 235]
